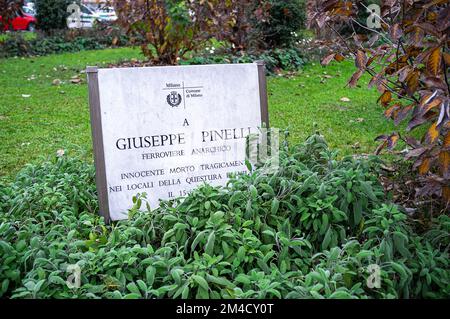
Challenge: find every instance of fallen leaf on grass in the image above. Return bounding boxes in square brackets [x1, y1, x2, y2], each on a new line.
[70, 76, 82, 84]
[282, 71, 297, 79]
[52, 79, 62, 86]
[381, 164, 396, 172]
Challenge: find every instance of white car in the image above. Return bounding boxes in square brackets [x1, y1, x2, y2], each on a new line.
[79, 4, 101, 28]
[22, 6, 36, 16]
[24, 1, 35, 10]
[67, 4, 99, 29]
[67, 5, 118, 28]
[96, 6, 117, 22]
[22, 1, 35, 16]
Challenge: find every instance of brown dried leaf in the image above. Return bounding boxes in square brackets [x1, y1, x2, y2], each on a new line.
[407, 112, 435, 131]
[405, 136, 420, 148]
[437, 6, 450, 32]
[348, 69, 363, 88]
[427, 47, 442, 76]
[397, 66, 412, 82]
[409, 27, 424, 46]
[378, 90, 392, 107]
[444, 131, 450, 148]
[405, 70, 419, 96]
[355, 50, 367, 70]
[384, 104, 401, 118]
[385, 60, 407, 75]
[423, 77, 447, 91]
[368, 72, 383, 89]
[377, 79, 388, 93]
[424, 122, 439, 144]
[390, 23, 403, 40]
[387, 132, 399, 150]
[439, 150, 450, 179]
[321, 53, 336, 66]
[375, 140, 388, 155]
[417, 22, 439, 37]
[444, 52, 450, 66]
[418, 157, 431, 175]
[420, 95, 441, 115]
[334, 53, 345, 62]
[394, 104, 413, 126]
[443, 186, 450, 204]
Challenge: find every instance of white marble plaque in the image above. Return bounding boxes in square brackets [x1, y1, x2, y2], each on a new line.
[91, 63, 265, 221]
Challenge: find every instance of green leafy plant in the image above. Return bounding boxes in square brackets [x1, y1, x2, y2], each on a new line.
[0, 27, 132, 58]
[0, 134, 448, 299]
[184, 47, 305, 74]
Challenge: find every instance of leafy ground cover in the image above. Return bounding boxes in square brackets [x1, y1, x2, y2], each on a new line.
[1, 48, 398, 180]
[0, 135, 448, 299]
[0, 29, 132, 58]
[0, 31, 36, 43]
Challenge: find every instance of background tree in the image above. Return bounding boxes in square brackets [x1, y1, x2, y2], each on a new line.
[311, 0, 449, 206]
[115, 0, 265, 64]
[114, 0, 269, 64]
[35, 0, 78, 33]
[256, 0, 306, 48]
[114, 0, 208, 65]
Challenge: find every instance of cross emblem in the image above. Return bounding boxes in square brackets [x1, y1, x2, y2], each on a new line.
[170, 92, 179, 104]
[167, 91, 182, 107]
[163, 82, 203, 109]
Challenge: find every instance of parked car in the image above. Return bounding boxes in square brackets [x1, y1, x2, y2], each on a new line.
[22, 6, 36, 17]
[96, 6, 117, 22]
[67, 4, 99, 29]
[24, 0, 35, 10]
[0, 10, 36, 31]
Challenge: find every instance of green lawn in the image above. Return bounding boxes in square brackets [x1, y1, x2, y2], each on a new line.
[0, 47, 397, 180]
[267, 64, 400, 151]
